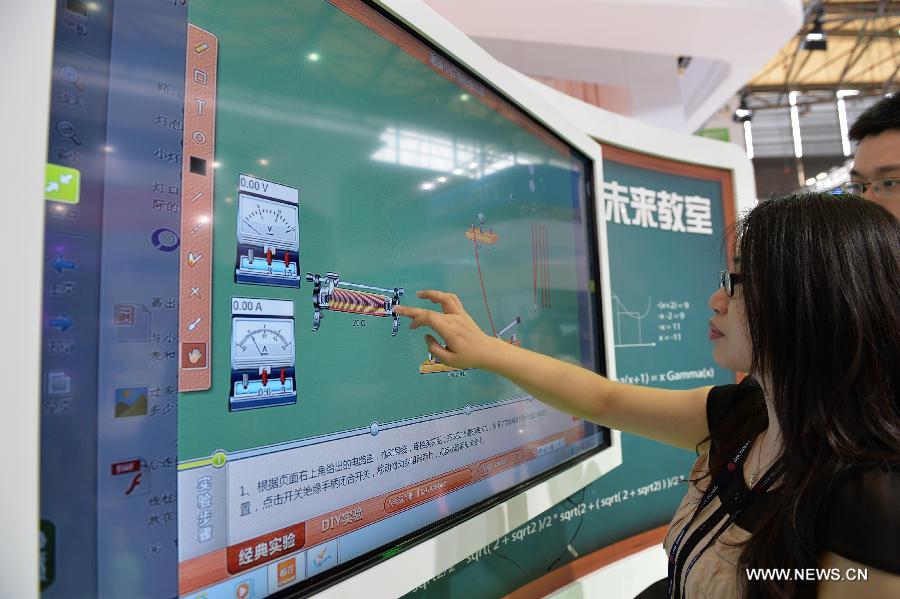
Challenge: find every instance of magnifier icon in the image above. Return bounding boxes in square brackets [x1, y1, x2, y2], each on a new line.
[56, 121, 82, 146]
[60, 66, 85, 92]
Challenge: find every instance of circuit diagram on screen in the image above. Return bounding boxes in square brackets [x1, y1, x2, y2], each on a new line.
[420, 214, 521, 375]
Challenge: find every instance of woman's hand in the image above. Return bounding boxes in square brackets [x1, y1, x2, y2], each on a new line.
[395, 289, 712, 451]
[393, 290, 504, 371]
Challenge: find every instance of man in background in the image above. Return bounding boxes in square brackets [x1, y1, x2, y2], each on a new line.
[845, 94, 900, 219]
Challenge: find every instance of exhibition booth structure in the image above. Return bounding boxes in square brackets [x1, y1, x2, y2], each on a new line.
[3, 0, 755, 598]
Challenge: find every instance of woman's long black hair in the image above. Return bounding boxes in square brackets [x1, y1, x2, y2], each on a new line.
[704, 193, 900, 598]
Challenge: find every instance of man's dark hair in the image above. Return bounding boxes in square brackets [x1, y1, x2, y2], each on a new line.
[848, 93, 900, 142]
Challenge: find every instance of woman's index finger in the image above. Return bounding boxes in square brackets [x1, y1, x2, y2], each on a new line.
[393, 305, 424, 319]
[415, 289, 461, 314]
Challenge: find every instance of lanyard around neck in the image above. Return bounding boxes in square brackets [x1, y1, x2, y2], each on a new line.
[666, 439, 782, 599]
[678, 456, 785, 599]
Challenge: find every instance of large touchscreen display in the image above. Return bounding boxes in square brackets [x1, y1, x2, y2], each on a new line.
[38, 1, 605, 597]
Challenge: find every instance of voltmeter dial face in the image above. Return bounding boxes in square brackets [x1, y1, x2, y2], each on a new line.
[231, 317, 295, 369]
[236, 194, 299, 251]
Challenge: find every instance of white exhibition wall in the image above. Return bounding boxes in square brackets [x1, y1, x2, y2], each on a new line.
[423, 0, 802, 133]
[0, 0, 55, 597]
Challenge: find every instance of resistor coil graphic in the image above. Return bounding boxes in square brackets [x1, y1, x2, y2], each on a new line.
[305, 272, 404, 336]
[330, 288, 389, 316]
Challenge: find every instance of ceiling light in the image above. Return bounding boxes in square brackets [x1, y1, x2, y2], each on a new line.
[802, 10, 827, 51]
[743, 121, 755, 160]
[789, 91, 803, 158]
[836, 92, 852, 157]
[733, 92, 752, 123]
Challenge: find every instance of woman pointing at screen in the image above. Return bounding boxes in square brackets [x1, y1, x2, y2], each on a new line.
[394, 193, 900, 599]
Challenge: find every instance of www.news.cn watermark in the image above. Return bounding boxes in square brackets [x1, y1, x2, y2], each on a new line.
[746, 568, 869, 582]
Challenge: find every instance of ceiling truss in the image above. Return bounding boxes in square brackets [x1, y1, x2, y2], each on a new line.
[743, 0, 898, 105]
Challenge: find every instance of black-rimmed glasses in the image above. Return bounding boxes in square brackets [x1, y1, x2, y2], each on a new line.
[719, 270, 743, 297]
[839, 178, 900, 200]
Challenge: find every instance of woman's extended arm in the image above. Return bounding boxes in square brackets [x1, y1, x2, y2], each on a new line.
[394, 290, 713, 451]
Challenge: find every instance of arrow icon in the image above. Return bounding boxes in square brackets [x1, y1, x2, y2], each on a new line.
[187, 252, 203, 267]
[49, 314, 74, 332]
[59, 174, 73, 184]
[46, 182, 59, 193]
[51, 256, 76, 274]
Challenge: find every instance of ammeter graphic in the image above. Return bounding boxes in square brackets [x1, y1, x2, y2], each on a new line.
[229, 298, 297, 411]
[611, 294, 656, 348]
[305, 272, 404, 336]
[234, 174, 301, 288]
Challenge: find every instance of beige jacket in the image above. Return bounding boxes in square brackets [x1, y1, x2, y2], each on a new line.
[663, 450, 753, 598]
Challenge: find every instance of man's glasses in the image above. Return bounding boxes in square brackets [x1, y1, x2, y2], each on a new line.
[839, 177, 900, 200]
[719, 270, 743, 297]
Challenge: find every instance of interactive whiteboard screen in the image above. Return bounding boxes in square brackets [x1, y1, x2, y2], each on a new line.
[38, 1, 606, 597]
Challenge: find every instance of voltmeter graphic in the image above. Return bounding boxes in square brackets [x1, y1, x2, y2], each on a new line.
[234, 174, 301, 288]
[229, 300, 298, 411]
[237, 195, 299, 251]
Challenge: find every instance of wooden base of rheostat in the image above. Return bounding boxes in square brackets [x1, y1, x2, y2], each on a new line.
[465, 228, 498, 245]
[419, 359, 467, 374]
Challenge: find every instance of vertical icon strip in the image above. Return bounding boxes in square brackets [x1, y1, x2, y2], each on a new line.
[179, 25, 219, 391]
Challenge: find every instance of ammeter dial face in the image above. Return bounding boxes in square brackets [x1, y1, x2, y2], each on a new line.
[237, 194, 299, 251]
[231, 317, 295, 369]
